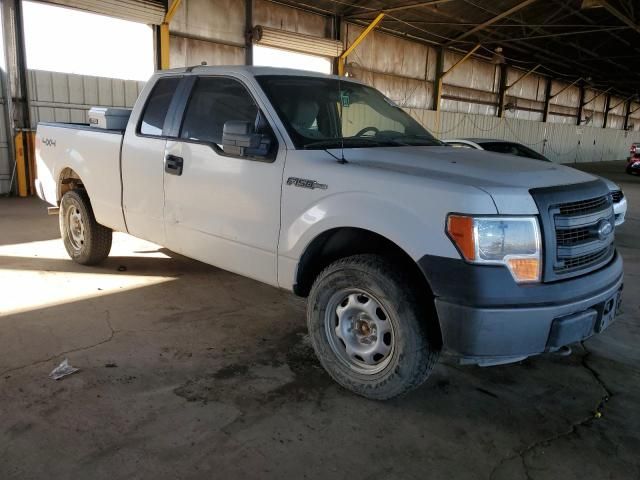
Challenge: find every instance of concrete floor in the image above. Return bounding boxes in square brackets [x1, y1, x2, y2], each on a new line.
[1, 161, 639, 480]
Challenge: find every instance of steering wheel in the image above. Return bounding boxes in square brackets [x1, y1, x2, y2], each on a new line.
[354, 126, 379, 137]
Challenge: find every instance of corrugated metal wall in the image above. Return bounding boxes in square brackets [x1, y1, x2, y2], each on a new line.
[0, 73, 10, 194]
[27, 70, 145, 126]
[169, 0, 245, 68]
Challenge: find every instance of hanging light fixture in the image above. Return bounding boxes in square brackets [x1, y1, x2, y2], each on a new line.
[491, 47, 506, 65]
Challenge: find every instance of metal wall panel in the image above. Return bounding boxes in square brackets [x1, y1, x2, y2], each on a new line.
[254, 0, 330, 38]
[506, 67, 546, 102]
[345, 24, 433, 80]
[443, 51, 498, 92]
[169, 35, 244, 67]
[350, 67, 432, 110]
[550, 80, 580, 107]
[171, 0, 246, 45]
[0, 93, 10, 194]
[28, 70, 145, 127]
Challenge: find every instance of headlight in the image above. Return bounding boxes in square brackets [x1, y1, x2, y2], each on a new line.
[446, 215, 542, 283]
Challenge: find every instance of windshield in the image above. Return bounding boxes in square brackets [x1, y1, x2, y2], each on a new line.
[256, 75, 441, 149]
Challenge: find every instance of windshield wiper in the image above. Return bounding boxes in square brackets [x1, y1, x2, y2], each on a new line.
[303, 137, 403, 149]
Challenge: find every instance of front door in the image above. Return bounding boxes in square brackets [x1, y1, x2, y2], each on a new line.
[163, 75, 285, 286]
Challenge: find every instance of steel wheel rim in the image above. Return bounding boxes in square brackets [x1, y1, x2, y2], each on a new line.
[65, 202, 85, 251]
[324, 289, 395, 375]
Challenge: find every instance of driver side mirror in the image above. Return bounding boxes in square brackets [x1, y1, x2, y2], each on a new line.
[222, 120, 272, 157]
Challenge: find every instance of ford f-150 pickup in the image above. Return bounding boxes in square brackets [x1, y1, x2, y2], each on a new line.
[35, 66, 623, 399]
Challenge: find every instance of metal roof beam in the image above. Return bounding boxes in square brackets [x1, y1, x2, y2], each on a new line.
[600, 0, 640, 34]
[446, 0, 539, 45]
[549, 0, 635, 48]
[347, 0, 455, 19]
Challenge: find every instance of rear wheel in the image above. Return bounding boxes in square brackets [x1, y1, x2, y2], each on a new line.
[307, 254, 439, 400]
[59, 189, 112, 265]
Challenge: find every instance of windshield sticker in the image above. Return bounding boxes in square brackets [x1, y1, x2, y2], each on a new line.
[340, 92, 350, 108]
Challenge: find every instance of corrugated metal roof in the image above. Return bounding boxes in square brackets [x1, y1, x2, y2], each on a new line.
[273, 0, 640, 97]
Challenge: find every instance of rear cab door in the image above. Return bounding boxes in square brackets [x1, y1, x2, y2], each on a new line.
[121, 74, 183, 245]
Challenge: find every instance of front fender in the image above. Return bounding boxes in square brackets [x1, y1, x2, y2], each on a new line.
[277, 191, 473, 290]
[282, 191, 461, 262]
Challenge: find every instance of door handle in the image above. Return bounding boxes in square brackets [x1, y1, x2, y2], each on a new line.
[165, 154, 184, 176]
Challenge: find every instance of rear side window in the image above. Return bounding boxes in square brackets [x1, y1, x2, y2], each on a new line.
[180, 77, 258, 144]
[139, 77, 180, 136]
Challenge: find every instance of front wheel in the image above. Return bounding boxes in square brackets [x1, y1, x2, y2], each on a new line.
[59, 189, 112, 265]
[307, 254, 440, 400]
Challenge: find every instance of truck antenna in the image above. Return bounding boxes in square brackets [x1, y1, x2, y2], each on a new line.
[337, 68, 347, 164]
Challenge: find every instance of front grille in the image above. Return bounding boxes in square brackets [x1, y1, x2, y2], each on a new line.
[552, 194, 614, 276]
[611, 190, 623, 203]
[556, 226, 590, 246]
[557, 195, 609, 216]
[555, 246, 612, 273]
[530, 181, 616, 282]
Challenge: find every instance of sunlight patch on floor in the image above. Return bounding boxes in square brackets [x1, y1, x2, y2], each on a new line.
[0, 234, 175, 316]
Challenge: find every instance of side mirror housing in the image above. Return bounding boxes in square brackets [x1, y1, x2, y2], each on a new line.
[222, 120, 271, 157]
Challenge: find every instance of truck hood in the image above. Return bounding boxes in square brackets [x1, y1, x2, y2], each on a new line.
[332, 145, 599, 214]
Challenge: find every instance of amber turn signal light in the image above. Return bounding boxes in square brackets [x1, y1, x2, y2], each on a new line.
[446, 215, 475, 261]
[506, 258, 540, 283]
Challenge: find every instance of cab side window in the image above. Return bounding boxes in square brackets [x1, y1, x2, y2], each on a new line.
[139, 77, 181, 136]
[180, 77, 259, 144]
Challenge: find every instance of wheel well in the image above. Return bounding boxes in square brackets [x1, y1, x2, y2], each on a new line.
[58, 168, 84, 201]
[294, 227, 442, 348]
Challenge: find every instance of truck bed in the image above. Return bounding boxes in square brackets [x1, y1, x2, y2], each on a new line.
[38, 121, 125, 134]
[35, 122, 127, 232]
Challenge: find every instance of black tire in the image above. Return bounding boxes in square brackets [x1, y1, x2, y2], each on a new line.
[307, 254, 440, 400]
[59, 189, 112, 265]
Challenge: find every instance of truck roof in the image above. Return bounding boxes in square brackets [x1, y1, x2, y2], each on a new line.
[159, 65, 343, 79]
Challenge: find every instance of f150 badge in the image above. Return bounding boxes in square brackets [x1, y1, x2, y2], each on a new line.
[286, 177, 328, 190]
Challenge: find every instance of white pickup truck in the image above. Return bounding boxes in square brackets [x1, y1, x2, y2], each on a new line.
[36, 66, 623, 399]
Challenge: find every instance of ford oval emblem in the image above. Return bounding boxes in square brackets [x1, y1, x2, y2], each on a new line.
[597, 219, 613, 240]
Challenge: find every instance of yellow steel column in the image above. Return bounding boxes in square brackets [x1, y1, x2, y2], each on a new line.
[14, 132, 27, 197]
[338, 13, 385, 76]
[160, 0, 182, 70]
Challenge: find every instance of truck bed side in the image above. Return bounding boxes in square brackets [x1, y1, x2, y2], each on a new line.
[35, 122, 127, 232]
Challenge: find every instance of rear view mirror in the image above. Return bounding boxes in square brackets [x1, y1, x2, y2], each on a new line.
[222, 121, 271, 157]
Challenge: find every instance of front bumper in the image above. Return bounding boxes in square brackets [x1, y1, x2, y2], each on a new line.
[419, 252, 623, 365]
